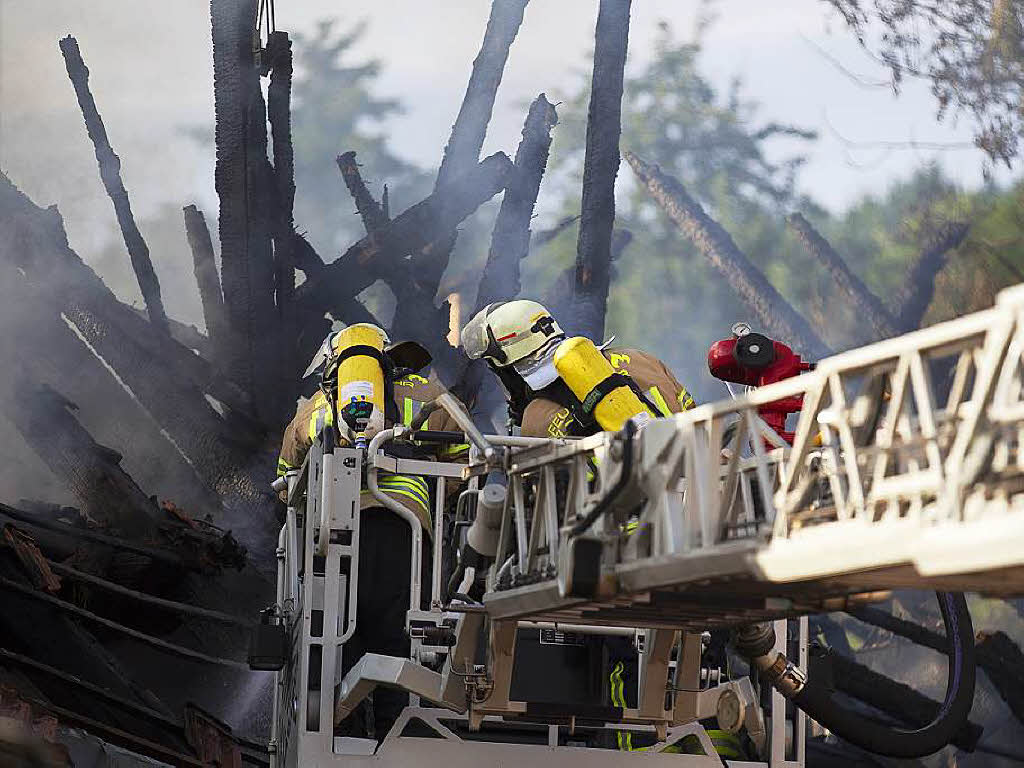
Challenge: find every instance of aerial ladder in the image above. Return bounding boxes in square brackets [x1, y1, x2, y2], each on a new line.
[256, 283, 1024, 767]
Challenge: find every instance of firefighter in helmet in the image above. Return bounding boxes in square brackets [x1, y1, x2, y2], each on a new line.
[277, 323, 466, 741]
[460, 299, 696, 439]
[460, 301, 753, 758]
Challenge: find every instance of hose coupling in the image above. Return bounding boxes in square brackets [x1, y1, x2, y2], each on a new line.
[753, 651, 807, 699]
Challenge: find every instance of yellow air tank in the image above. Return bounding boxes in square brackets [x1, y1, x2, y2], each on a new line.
[332, 323, 387, 443]
[553, 337, 654, 432]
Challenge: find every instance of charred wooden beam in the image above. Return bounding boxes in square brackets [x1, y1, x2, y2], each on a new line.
[295, 152, 513, 333]
[427, 0, 531, 286]
[0, 177, 278, 563]
[333, 151, 452, 366]
[130, 304, 214, 360]
[851, 605, 1024, 727]
[475, 94, 559, 312]
[625, 151, 831, 359]
[265, 31, 298, 413]
[5, 382, 160, 542]
[976, 631, 1024, 728]
[267, 31, 296, 316]
[896, 222, 970, 331]
[825, 651, 983, 751]
[337, 151, 389, 235]
[183, 205, 230, 358]
[532, 214, 580, 251]
[58, 36, 169, 337]
[786, 212, 898, 340]
[293, 232, 325, 278]
[573, 0, 632, 342]
[548, 227, 631, 331]
[211, 0, 278, 416]
[436, 0, 530, 191]
[0, 503, 182, 568]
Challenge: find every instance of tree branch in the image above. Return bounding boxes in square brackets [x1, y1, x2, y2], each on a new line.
[58, 36, 169, 337]
[625, 151, 831, 359]
[573, 0, 632, 342]
[787, 212, 899, 340]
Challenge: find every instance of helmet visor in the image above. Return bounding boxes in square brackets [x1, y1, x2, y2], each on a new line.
[461, 303, 508, 364]
[512, 338, 561, 391]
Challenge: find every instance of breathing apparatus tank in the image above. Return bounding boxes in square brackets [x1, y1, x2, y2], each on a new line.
[553, 337, 654, 432]
[331, 324, 388, 446]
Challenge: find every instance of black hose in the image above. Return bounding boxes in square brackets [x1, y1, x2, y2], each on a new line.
[568, 419, 637, 538]
[794, 591, 976, 758]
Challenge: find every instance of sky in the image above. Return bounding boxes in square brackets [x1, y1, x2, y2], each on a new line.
[0, 0, 1014, 268]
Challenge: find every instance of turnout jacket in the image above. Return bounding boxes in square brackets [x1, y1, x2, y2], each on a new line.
[520, 347, 696, 438]
[277, 373, 466, 529]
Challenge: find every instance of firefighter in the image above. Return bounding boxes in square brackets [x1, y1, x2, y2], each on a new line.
[459, 299, 696, 439]
[277, 323, 465, 741]
[458, 301, 744, 756]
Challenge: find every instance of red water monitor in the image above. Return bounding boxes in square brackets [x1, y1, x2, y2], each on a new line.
[707, 324, 814, 444]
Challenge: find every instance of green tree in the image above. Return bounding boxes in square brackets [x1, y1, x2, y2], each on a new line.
[291, 20, 430, 257]
[525, 21, 820, 401]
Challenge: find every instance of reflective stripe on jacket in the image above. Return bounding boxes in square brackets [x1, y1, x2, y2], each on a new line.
[277, 373, 459, 529]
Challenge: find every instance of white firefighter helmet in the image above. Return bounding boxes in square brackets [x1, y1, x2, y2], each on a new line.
[302, 323, 390, 379]
[461, 300, 565, 390]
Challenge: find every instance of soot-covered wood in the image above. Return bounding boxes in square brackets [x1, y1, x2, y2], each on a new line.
[59, 36, 170, 338]
[475, 94, 559, 313]
[787, 212, 899, 341]
[626, 151, 831, 359]
[573, 0, 631, 342]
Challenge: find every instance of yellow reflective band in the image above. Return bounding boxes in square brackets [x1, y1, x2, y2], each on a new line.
[440, 443, 470, 456]
[648, 386, 672, 417]
[707, 730, 745, 759]
[610, 662, 633, 751]
[378, 479, 430, 502]
[403, 397, 414, 427]
[377, 487, 430, 514]
[379, 474, 429, 493]
[378, 476, 430, 507]
[677, 387, 696, 411]
[307, 405, 333, 441]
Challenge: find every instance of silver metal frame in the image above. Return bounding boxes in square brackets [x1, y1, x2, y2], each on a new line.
[268, 282, 1024, 768]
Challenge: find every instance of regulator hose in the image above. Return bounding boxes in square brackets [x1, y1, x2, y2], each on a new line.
[739, 592, 976, 759]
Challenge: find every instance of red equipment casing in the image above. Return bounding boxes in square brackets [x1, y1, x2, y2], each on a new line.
[707, 335, 812, 444]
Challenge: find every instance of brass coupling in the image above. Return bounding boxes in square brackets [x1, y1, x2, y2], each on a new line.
[752, 651, 807, 699]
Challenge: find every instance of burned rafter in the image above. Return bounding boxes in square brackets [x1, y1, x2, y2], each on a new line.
[475, 93, 559, 313]
[787, 212, 899, 341]
[5, 378, 162, 542]
[532, 214, 580, 251]
[211, 0, 279, 418]
[548, 228, 632, 331]
[895, 221, 971, 330]
[424, 0, 532, 288]
[337, 151, 389, 235]
[850, 605, 1024, 727]
[625, 151, 832, 359]
[335, 151, 449, 354]
[573, 0, 632, 342]
[58, 36, 170, 338]
[183, 205, 230, 359]
[295, 153, 514, 372]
